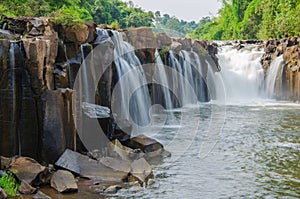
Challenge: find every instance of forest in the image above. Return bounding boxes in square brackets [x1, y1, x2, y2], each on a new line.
[0, 0, 198, 36]
[190, 0, 300, 40]
[0, 0, 299, 39]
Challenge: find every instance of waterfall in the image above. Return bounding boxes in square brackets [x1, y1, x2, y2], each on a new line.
[154, 50, 173, 109]
[265, 55, 284, 98]
[2, 22, 7, 30]
[8, 41, 23, 156]
[215, 44, 265, 104]
[104, 29, 151, 129]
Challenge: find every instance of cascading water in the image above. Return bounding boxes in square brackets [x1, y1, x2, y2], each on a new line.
[102, 29, 151, 129]
[8, 41, 23, 156]
[154, 50, 173, 109]
[265, 55, 284, 98]
[214, 44, 265, 104]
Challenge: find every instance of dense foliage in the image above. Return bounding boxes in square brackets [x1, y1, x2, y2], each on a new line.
[0, 0, 153, 28]
[190, 0, 300, 40]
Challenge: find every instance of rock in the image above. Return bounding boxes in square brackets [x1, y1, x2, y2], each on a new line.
[0, 157, 12, 170]
[18, 180, 37, 194]
[33, 191, 52, 199]
[110, 139, 143, 161]
[172, 37, 192, 51]
[9, 157, 45, 184]
[29, 27, 42, 36]
[99, 157, 131, 173]
[130, 158, 153, 183]
[84, 22, 97, 43]
[103, 185, 122, 194]
[0, 188, 7, 199]
[55, 149, 129, 183]
[41, 89, 76, 164]
[125, 27, 157, 49]
[170, 41, 182, 54]
[124, 135, 164, 153]
[156, 32, 172, 48]
[0, 30, 16, 40]
[62, 25, 89, 44]
[50, 170, 78, 193]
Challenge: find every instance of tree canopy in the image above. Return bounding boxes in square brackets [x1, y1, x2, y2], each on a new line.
[190, 0, 300, 40]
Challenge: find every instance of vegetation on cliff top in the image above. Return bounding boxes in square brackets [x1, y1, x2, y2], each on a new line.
[189, 0, 300, 40]
[0, 0, 198, 35]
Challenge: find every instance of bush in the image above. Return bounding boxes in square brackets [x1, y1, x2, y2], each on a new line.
[0, 171, 19, 197]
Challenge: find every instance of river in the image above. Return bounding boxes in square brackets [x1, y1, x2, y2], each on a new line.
[115, 101, 300, 198]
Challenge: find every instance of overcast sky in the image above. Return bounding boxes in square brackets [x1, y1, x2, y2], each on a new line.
[123, 0, 222, 22]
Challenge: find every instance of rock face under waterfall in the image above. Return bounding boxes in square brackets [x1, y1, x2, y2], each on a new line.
[0, 16, 299, 164]
[261, 37, 300, 100]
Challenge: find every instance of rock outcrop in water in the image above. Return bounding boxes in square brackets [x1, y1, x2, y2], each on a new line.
[261, 37, 300, 100]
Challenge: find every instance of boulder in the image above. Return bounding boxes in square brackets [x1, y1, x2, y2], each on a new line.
[33, 191, 52, 199]
[124, 135, 163, 153]
[103, 185, 122, 194]
[18, 180, 37, 194]
[99, 157, 131, 173]
[55, 149, 129, 183]
[125, 27, 157, 49]
[50, 170, 78, 193]
[130, 158, 153, 183]
[110, 139, 143, 161]
[9, 157, 45, 184]
[0, 188, 7, 199]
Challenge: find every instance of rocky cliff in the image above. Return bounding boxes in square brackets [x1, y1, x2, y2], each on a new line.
[0, 16, 299, 164]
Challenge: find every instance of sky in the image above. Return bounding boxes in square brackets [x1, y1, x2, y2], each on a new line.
[123, 0, 222, 22]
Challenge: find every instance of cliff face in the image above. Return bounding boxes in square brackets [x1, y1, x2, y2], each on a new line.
[261, 37, 300, 100]
[0, 17, 299, 163]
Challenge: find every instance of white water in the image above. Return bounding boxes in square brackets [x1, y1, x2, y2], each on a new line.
[265, 55, 284, 98]
[154, 50, 173, 109]
[214, 44, 265, 104]
[108, 30, 151, 129]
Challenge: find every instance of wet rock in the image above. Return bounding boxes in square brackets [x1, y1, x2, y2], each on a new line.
[130, 158, 153, 183]
[124, 135, 163, 153]
[103, 185, 122, 194]
[110, 139, 143, 161]
[42, 89, 76, 164]
[0, 157, 12, 170]
[18, 180, 37, 194]
[50, 170, 78, 193]
[0, 187, 7, 199]
[33, 191, 51, 199]
[9, 157, 45, 184]
[99, 157, 131, 173]
[55, 149, 129, 183]
[82, 102, 110, 119]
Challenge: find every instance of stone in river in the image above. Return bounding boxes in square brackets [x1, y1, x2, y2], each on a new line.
[50, 170, 78, 193]
[55, 149, 128, 183]
[124, 135, 163, 153]
[130, 158, 153, 183]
